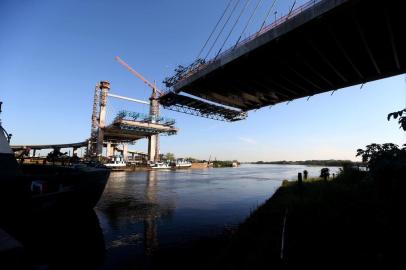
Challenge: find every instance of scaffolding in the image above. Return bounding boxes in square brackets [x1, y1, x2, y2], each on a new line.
[159, 92, 247, 122]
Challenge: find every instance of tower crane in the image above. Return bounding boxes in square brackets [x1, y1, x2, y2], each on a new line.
[115, 56, 162, 162]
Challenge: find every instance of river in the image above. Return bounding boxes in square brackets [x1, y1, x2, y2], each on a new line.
[94, 164, 340, 269]
[18, 164, 339, 269]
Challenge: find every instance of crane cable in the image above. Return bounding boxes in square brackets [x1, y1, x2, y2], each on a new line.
[197, 0, 234, 60]
[258, 0, 278, 33]
[215, 0, 252, 59]
[205, 0, 241, 60]
[234, 0, 264, 47]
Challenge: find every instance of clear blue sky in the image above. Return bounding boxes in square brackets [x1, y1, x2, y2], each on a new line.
[1, 0, 405, 162]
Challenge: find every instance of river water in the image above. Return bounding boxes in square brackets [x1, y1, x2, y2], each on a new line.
[94, 164, 339, 269]
[17, 164, 339, 269]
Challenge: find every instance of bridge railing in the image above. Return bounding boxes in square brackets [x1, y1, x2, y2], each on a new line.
[175, 0, 322, 87]
[113, 110, 176, 126]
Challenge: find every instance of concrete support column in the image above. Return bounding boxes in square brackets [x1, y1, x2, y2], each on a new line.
[122, 143, 128, 161]
[106, 142, 113, 158]
[96, 81, 110, 157]
[148, 135, 158, 162]
[112, 145, 117, 157]
[148, 89, 160, 162]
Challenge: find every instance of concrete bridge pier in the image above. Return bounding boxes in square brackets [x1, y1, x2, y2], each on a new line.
[122, 143, 128, 161]
[148, 134, 159, 162]
[96, 81, 110, 157]
[106, 142, 114, 158]
[148, 90, 160, 162]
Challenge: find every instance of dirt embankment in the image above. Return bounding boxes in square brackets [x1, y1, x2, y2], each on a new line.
[190, 162, 209, 169]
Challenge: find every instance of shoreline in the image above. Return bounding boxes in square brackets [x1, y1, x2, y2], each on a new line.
[150, 173, 404, 270]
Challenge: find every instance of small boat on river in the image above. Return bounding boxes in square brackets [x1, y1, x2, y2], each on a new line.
[104, 155, 127, 170]
[149, 161, 170, 169]
[170, 158, 192, 169]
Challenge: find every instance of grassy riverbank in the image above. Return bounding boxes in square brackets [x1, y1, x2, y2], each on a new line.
[251, 159, 363, 167]
[151, 167, 405, 270]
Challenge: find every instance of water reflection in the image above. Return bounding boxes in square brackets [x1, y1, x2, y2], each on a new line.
[96, 164, 340, 269]
[96, 170, 175, 264]
[144, 170, 158, 255]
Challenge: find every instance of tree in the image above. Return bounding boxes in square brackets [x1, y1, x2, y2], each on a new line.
[353, 109, 406, 192]
[387, 108, 406, 131]
[356, 143, 406, 173]
[165, 153, 175, 161]
[320, 168, 330, 181]
[185, 157, 198, 162]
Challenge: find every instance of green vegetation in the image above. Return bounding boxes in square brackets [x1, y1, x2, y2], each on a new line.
[152, 162, 405, 270]
[212, 160, 237, 168]
[150, 108, 406, 270]
[163, 152, 175, 161]
[252, 159, 363, 166]
[387, 108, 406, 130]
[319, 167, 330, 181]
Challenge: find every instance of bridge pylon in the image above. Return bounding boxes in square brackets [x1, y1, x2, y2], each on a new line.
[147, 88, 160, 162]
[88, 81, 110, 159]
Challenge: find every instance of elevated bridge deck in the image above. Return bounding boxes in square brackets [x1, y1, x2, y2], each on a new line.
[104, 119, 178, 142]
[11, 118, 177, 151]
[169, 0, 406, 111]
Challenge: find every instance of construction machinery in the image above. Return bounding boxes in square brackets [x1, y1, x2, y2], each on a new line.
[115, 56, 164, 162]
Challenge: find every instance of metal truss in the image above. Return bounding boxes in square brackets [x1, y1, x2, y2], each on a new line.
[159, 92, 247, 122]
[118, 124, 177, 136]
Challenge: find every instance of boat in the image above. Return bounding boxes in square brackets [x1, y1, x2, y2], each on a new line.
[104, 155, 127, 170]
[171, 158, 192, 169]
[149, 161, 170, 169]
[0, 103, 110, 216]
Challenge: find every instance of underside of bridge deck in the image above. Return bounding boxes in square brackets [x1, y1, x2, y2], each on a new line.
[172, 0, 406, 111]
[103, 119, 178, 143]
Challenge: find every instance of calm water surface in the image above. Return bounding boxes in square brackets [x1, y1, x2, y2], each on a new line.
[95, 164, 340, 269]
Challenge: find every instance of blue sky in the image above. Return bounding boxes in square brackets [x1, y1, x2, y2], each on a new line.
[1, 0, 405, 162]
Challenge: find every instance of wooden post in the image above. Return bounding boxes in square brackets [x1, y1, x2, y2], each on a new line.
[298, 172, 303, 187]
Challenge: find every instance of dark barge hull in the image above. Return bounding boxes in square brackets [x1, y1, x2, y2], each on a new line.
[21, 164, 110, 212]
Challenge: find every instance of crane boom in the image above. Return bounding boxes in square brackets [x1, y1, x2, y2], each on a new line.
[115, 56, 163, 95]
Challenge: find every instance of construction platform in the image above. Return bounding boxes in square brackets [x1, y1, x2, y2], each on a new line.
[104, 117, 177, 142]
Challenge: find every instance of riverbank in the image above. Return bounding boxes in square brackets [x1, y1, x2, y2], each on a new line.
[250, 159, 363, 167]
[151, 168, 405, 270]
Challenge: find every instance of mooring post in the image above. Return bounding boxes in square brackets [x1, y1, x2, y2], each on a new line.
[298, 172, 303, 186]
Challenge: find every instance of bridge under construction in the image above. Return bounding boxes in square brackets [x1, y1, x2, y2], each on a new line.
[11, 0, 406, 161]
[159, 0, 406, 118]
[13, 80, 177, 163]
[88, 80, 177, 162]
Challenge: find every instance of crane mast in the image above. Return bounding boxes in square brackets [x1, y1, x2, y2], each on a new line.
[115, 56, 161, 162]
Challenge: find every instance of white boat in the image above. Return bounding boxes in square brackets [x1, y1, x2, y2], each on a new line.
[150, 162, 170, 169]
[105, 155, 127, 170]
[174, 158, 192, 169]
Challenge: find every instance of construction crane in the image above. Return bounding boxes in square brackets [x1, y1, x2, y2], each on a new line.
[115, 56, 162, 162]
[115, 56, 163, 96]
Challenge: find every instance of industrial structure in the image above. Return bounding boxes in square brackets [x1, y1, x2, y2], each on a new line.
[160, 0, 406, 117]
[12, 0, 406, 161]
[13, 59, 178, 163]
[88, 76, 177, 162]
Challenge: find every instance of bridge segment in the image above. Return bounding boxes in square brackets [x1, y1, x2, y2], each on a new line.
[169, 0, 405, 112]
